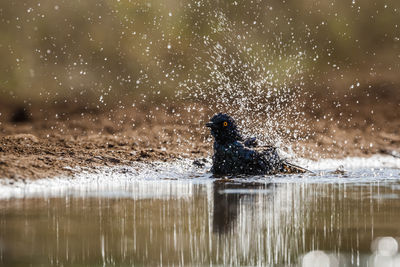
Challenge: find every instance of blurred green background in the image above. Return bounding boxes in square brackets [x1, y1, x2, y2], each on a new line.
[0, 0, 399, 107]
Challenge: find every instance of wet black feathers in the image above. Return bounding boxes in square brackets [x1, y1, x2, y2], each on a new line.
[206, 113, 306, 176]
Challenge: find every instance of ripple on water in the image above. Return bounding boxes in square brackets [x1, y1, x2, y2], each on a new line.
[0, 155, 399, 199]
[0, 155, 400, 266]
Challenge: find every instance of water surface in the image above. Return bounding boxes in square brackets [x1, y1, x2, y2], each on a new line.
[1, 156, 400, 266]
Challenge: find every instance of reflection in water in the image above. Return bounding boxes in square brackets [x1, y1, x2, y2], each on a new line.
[1, 170, 400, 266]
[212, 181, 272, 234]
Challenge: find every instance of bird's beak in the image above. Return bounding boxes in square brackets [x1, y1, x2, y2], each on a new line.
[205, 122, 213, 128]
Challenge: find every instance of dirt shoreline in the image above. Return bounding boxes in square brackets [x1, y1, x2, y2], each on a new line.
[1, 89, 399, 180]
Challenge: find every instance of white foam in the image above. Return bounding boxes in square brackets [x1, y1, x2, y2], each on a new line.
[0, 155, 399, 199]
[0, 159, 212, 199]
[299, 155, 400, 171]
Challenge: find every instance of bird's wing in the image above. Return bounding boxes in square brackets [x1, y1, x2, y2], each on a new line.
[256, 146, 310, 174]
[235, 141, 311, 174]
[233, 142, 278, 173]
[234, 141, 257, 162]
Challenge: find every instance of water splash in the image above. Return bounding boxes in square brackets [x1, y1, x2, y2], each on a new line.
[178, 9, 312, 152]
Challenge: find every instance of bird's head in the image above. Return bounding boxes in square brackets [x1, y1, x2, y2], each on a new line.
[206, 113, 243, 144]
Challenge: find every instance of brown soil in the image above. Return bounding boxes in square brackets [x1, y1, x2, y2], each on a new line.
[0, 86, 399, 180]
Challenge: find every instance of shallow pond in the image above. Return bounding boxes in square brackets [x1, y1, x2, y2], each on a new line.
[1, 156, 400, 266]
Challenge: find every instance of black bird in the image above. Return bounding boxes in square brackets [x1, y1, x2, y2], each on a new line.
[206, 113, 308, 176]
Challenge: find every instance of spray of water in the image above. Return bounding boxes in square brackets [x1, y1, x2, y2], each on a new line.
[178, 10, 312, 155]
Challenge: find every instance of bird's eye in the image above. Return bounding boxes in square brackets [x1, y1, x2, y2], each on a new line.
[223, 121, 228, 127]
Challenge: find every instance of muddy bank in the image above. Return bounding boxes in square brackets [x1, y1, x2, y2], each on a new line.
[0, 87, 399, 179]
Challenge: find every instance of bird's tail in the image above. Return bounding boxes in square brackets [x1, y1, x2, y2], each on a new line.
[280, 161, 311, 174]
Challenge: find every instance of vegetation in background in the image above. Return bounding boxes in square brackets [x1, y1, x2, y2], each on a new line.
[0, 0, 399, 107]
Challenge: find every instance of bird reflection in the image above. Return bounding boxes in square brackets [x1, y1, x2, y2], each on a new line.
[212, 180, 273, 234]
